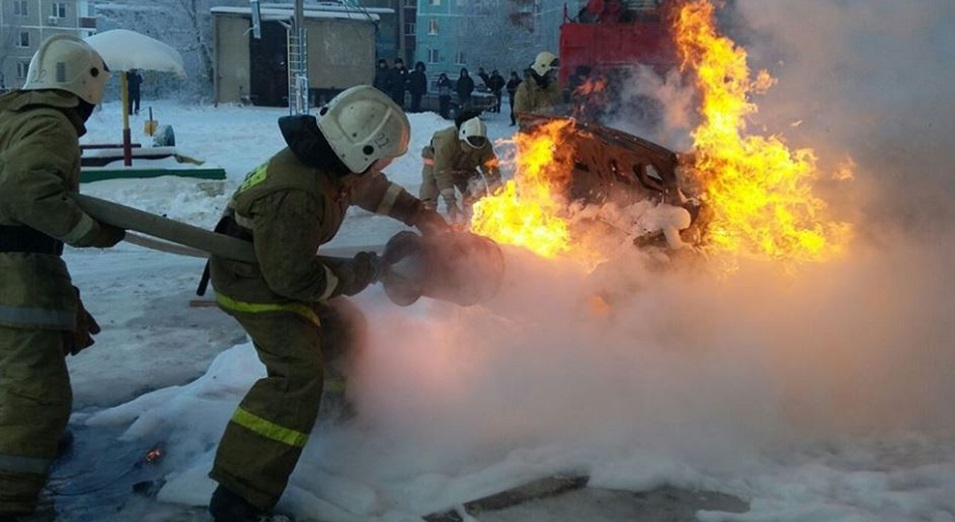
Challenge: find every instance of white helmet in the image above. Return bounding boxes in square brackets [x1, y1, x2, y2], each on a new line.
[458, 117, 488, 149]
[531, 51, 559, 77]
[316, 85, 411, 173]
[23, 34, 110, 105]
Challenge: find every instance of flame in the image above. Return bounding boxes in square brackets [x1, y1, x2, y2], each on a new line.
[674, 0, 852, 266]
[470, 120, 575, 258]
[145, 447, 162, 464]
[574, 76, 610, 97]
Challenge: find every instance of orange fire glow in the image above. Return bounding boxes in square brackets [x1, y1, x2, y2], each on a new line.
[674, 0, 851, 266]
[470, 119, 575, 258]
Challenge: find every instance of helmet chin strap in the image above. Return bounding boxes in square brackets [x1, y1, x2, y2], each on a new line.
[75, 99, 95, 123]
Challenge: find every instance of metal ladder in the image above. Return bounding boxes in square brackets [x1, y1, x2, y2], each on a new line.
[287, 27, 309, 115]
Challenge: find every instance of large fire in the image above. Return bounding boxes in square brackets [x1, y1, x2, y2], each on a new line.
[470, 0, 851, 269]
[674, 0, 852, 265]
[470, 119, 575, 258]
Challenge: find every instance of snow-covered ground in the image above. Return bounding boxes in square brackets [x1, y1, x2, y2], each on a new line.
[58, 97, 955, 522]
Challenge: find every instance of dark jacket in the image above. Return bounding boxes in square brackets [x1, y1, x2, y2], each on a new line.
[373, 62, 390, 92]
[488, 72, 505, 95]
[127, 71, 143, 94]
[506, 76, 522, 98]
[408, 63, 428, 96]
[456, 74, 475, 100]
[387, 66, 408, 99]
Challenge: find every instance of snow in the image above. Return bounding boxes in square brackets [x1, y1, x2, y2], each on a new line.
[211, 6, 383, 22]
[85, 29, 187, 77]
[59, 98, 955, 522]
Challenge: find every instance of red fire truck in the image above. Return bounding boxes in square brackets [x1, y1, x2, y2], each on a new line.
[558, 0, 679, 86]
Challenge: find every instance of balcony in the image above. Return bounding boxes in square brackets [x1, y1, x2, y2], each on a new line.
[79, 17, 97, 29]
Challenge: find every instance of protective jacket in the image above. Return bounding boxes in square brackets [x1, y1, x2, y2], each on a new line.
[0, 90, 111, 330]
[514, 74, 561, 114]
[421, 127, 501, 200]
[210, 147, 422, 318]
[208, 146, 423, 509]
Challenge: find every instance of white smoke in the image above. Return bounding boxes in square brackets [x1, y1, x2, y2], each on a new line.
[347, 0, 955, 492]
[734, 0, 955, 231]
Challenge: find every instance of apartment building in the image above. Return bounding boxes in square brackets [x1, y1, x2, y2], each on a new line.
[414, 0, 567, 88]
[0, 0, 98, 89]
[357, 0, 416, 64]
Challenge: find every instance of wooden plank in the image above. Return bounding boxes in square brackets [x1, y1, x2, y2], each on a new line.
[423, 474, 590, 522]
[81, 143, 142, 150]
[80, 168, 226, 183]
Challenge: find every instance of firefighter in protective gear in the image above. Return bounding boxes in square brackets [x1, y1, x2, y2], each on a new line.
[419, 116, 502, 221]
[514, 51, 562, 115]
[0, 34, 124, 520]
[206, 85, 447, 522]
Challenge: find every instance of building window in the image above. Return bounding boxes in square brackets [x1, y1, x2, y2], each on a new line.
[16, 32, 30, 48]
[17, 62, 30, 79]
[429, 0, 440, 5]
[456, 0, 466, 5]
[454, 51, 466, 65]
[403, 0, 417, 6]
[428, 19, 439, 35]
[14, 1, 28, 16]
[404, 22, 416, 35]
[427, 48, 441, 64]
[52, 2, 68, 18]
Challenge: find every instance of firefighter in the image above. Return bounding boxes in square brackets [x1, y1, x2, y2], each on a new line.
[419, 115, 502, 222]
[514, 51, 562, 115]
[0, 34, 125, 520]
[206, 85, 447, 522]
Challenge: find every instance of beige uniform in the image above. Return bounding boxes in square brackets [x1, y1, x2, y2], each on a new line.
[0, 90, 117, 514]
[419, 127, 501, 210]
[209, 147, 423, 510]
[513, 76, 562, 115]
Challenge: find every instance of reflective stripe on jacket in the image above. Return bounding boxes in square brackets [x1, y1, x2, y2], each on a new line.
[214, 292, 322, 328]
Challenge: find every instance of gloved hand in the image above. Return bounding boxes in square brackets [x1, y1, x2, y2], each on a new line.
[442, 199, 463, 222]
[65, 287, 101, 356]
[439, 189, 461, 219]
[89, 221, 126, 248]
[410, 206, 450, 236]
[329, 252, 380, 297]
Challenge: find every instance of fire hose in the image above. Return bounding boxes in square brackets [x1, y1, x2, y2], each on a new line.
[72, 194, 505, 307]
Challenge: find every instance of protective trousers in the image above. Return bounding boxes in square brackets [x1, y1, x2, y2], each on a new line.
[210, 299, 362, 510]
[0, 326, 72, 515]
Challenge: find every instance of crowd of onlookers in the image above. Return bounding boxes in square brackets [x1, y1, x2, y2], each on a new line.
[373, 57, 528, 125]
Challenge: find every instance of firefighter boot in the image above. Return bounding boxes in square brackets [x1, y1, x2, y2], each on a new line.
[209, 485, 293, 522]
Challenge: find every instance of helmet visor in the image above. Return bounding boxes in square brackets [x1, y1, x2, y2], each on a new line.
[465, 136, 487, 149]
